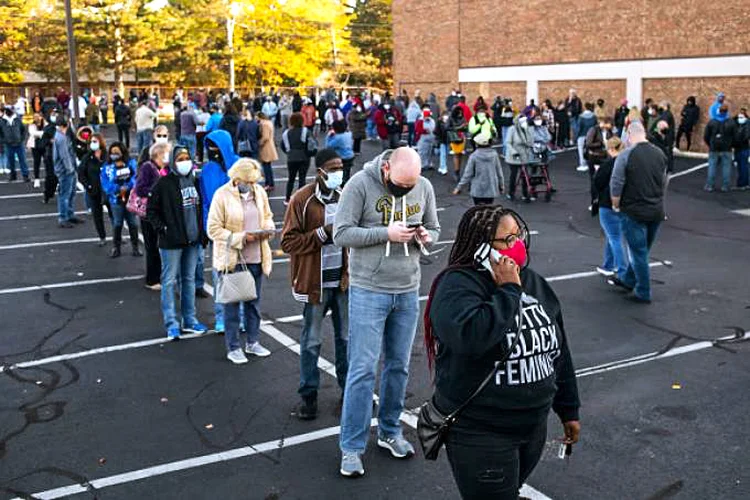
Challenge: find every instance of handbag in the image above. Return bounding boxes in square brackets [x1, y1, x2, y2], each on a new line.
[302, 127, 318, 157]
[417, 298, 524, 460]
[238, 139, 252, 154]
[215, 234, 258, 304]
[126, 189, 148, 217]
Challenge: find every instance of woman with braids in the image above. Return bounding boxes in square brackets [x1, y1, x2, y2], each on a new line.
[423, 205, 581, 500]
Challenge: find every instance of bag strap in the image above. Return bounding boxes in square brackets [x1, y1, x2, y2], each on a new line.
[225, 232, 250, 273]
[442, 297, 525, 425]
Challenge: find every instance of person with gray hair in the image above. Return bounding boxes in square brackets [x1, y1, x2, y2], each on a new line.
[608, 121, 667, 304]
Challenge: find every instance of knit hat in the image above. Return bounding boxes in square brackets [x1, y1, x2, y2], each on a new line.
[315, 148, 341, 169]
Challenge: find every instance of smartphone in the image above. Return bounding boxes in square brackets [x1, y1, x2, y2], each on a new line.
[406, 222, 423, 229]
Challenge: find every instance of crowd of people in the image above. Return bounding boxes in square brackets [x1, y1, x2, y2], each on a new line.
[3, 81, 749, 499]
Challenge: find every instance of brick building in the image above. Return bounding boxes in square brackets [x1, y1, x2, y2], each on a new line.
[392, 0, 750, 150]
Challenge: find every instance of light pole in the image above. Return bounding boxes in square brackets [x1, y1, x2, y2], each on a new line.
[64, 0, 80, 124]
[227, 2, 242, 93]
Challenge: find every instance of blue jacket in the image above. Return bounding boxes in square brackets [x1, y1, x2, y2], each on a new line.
[236, 118, 259, 154]
[709, 99, 724, 121]
[577, 110, 597, 138]
[101, 158, 137, 205]
[199, 130, 238, 228]
[325, 132, 355, 160]
[205, 113, 223, 133]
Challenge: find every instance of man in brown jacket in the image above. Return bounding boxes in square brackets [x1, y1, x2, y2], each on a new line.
[281, 149, 349, 420]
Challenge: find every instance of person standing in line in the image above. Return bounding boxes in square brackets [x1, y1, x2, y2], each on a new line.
[334, 147, 441, 478]
[504, 115, 534, 201]
[733, 108, 749, 190]
[219, 102, 241, 151]
[279, 92, 293, 131]
[115, 99, 132, 149]
[85, 97, 101, 133]
[98, 92, 109, 127]
[78, 133, 112, 247]
[147, 145, 210, 339]
[135, 100, 157, 154]
[281, 113, 313, 204]
[375, 101, 403, 151]
[179, 103, 199, 159]
[135, 141, 171, 290]
[261, 96, 279, 126]
[434, 111, 450, 176]
[447, 106, 468, 181]
[281, 149, 349, 420]
[1, 106, 30, 182]
[195, 106, 211, 163]
[40, 108, 60, 202]
[207, 158, 273, 363]
[325, 120, 355, 185]
[594, 136, 628, 277]
[101, 142, 142, 258]
[301, 98, 317, 134]
[675, 96, 700, 151]
[703, 104, 737, 193]
[608, 122, 667, 304]
[576, 103, 598, 172]
[423, 205, 580, 500]
[709, 91, 726, 121]
[566, 89, 583, 146]
[498, 101, 516, 156]
[257, 111, 278, 192]
[27, 113, 46, 185]
[236, 108, 260, 159]
[452, 131, 504, 205]
[347, 103, 367, 156]
[414, 107, 436, 171]
[553, 101, 569, 149]
[405, 100, 421, 147]
[614, 99, 629, 137]
[53, 114, 81, 228]
[584, 117, 614, 209]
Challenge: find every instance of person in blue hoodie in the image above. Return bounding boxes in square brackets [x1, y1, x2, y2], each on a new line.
[199, 129, 241, 333]
[204, 104, 223, 134]
[576, 102, 598, 172]
[325, 120, 355, 184]
[101, 141, 141, 258]
[709, 92, 726, 121]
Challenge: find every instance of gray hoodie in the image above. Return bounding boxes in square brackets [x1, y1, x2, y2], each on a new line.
[457, 147, 505, 199]
[333, 151, 441, 293]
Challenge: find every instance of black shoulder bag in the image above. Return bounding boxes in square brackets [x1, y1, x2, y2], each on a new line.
[417, 299, 524, 460]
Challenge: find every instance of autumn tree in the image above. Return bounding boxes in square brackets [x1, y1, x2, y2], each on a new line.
[348, 0, 392, 88]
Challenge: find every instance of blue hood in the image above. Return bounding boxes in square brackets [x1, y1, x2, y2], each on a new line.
[204, 129, 238, 169]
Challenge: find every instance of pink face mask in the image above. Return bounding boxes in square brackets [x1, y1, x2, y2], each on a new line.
[496, 239, 527, 267]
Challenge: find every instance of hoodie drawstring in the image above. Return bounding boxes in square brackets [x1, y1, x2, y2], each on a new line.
[384, 194, 409, 258]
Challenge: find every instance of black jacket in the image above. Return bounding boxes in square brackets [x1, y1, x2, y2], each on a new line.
[114, 104, 131, 126]
[615, 142, 667, 222]
[704, 118, 737, 152]
[219, 114, 240, 149]
[679, 104, 700, 130]
[594, 157, 616, 209]
[733, 120, 750, 150]
[0, 116, 27, 146]
[78, 151, 106, 200]
[431, 267, 580, 430]
[565, 97, 582, 117]
[614, 106, 629, 130]
[146, 172, 206, 249]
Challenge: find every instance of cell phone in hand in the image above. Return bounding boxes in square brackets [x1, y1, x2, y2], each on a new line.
[406, 222, 423, 229]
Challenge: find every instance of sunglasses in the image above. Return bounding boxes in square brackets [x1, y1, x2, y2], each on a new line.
[156, 135, 168, 138]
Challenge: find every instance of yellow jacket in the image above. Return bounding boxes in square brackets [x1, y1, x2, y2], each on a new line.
[207, 181, 275, 276]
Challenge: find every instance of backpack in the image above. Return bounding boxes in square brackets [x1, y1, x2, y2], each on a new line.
[301, 127, 318, 157]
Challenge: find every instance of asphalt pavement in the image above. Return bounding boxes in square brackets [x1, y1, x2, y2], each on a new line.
[1, 127, 749, 500]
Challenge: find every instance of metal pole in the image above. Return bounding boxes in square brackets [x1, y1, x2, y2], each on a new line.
[228, 17, 236, 93]
[64, 0, 80, 124]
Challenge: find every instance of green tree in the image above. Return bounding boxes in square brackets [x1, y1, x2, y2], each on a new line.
[348, 0, 392, 88]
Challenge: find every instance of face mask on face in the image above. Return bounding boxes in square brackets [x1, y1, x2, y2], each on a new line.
[477, 112, 486, 120]
[237, 182, 251, 193]
[384, 104, 391, 111]
[386, 175, 414, 198]
[738, 116, 747, 124]
[649, 109, 656, 116]
[322, 170, 343, 190]
[90, 141, 100, 151]
[50, 115, 57, 124]
[109, 153, 121, 162]
[498, 240, 528, 267]
[155, 136, 168, 144]
[356, 106, 362, 112]
[175, 160, 193, 176]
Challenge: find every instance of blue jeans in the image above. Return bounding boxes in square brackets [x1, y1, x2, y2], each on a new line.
[735, 148, 749, 187]
[569, 116, 580, 144]
[366, 119, 377, 139]
[223, 263, 263, 352]
[502, 126, 512, 156]
[407, 122, 416, 146]
[577, 136, 587, 167]
[340, 287, 420, 453]
[599, 207, 628, 275]
[299, 288, 348, 400]
[707, 151, 732, 190]
[180, 134, 197, 159]
[136, 130, 153, 154]
[110, 201, 138, 230]
[195, 246, 205, 289]
[439, 143, 448, 173]
[57, 172, 77, 223]
[262, 162, 275, 187]
[6, 145, 29, 178]
[160, 244, 200, 331]
[619, 213, 661, 301]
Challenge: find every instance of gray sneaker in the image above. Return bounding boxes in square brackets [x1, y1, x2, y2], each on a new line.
[340, 451, 364, 478]
[377, 434, 415, 459]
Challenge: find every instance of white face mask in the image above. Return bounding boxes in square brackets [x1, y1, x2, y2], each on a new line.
[384, 104, 391, 111]
[162, 154, 170, 165]
[175, 160, 193, 176]
[155, 136, 168, 144]
[739, 116, 747, 124]
[90, 141, 100, 151]
[477, 112, 486, 120]
[323, 170, 344, 190]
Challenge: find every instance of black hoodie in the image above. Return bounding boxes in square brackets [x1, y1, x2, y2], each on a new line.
[430, 267, 580, 430]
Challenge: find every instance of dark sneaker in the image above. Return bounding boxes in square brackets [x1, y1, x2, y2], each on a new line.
[58, 221, 74, 229]
[295, 398, 318, 420]
[340, 452, 364, 478]
[69, 217, 84, 224]
[132, 247, 143, 257]
[195, 287, 211, 299]
[109, 247, 121, 258]
[626, 294, 652, 304]
[607, 276, 634, 292]
[377, 434, 415, 459]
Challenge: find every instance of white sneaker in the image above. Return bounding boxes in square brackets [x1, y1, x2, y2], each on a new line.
[33, 179, 41, 188]
[244, 342, 271, 357]
[227, 349, 248, 364]
[576, 165, 588, 172]
[596, 267, 615, 277]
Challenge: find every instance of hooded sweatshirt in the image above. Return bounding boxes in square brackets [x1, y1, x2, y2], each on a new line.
[199, 130, 238, 228]
[457, 147, 505, 199]
[333, 151, 441, 293]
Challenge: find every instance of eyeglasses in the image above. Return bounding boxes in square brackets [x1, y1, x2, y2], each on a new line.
[492, 229, 526, 248]
[156, 135, 168, 138]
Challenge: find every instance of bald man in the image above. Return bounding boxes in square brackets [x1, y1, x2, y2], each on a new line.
[333, 147, 440, 477]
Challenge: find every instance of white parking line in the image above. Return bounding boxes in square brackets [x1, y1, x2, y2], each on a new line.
[0, 192, 42, 200]
[668, 162, 708, 180]
[731, 208, 750, 217]
[0, 275, 145, 295]
[0, 237, 109, 251]
[0, 211, 88, 222]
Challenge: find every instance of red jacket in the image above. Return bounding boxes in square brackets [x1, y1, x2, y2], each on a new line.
[374, 107, 403, 139]
[458, 102, 473, 122]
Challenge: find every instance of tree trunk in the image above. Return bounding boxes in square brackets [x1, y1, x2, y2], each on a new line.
[114, 26, 125, 98]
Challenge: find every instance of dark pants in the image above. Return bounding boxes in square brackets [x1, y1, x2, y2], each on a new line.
[619, 214, 661, 301]
[445, 419, 548, 500]
[117, 125, 130, 149]
[676, 125, 693, 151]
[89, 194, 112, 240]
[407, 122, 416, 146]
[262, 161, 275, 187]
[32, 148, 44, 179]
[556, 119, 569, 148]
[353, 137, 362, 154]
[588, 164, 598, 205]
[141, 217, 162, 286]
[473, 197, 494, 206]
[43, 151, 57, 202]
[100, 108, 108, 126]
[508, 164, 529, 198]
[196, 131, 207, 163]
[343, 158, 354, 185]
[286, 160, 309, 201]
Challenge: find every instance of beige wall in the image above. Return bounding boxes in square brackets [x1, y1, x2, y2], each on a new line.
[539, 80, 627, 117]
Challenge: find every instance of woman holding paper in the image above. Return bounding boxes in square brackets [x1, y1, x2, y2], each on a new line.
[207, 158, 275, 365]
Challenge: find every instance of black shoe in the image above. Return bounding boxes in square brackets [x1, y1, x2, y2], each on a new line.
[23, 177, 30, 183]
[626, 294, 652, 304]
[607, 276, 634, 292]
[295, 398, 318, 420]
[9, 175, 17, 182]
[195, 288, 211, 299]
[132, 247, 143, 257]
[98, 239, 107, 247]
[69, 217, 84, 224]
[43, 197, 50, 204]
[109, 246, 121, 258]
[58, 221, 74, 229]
